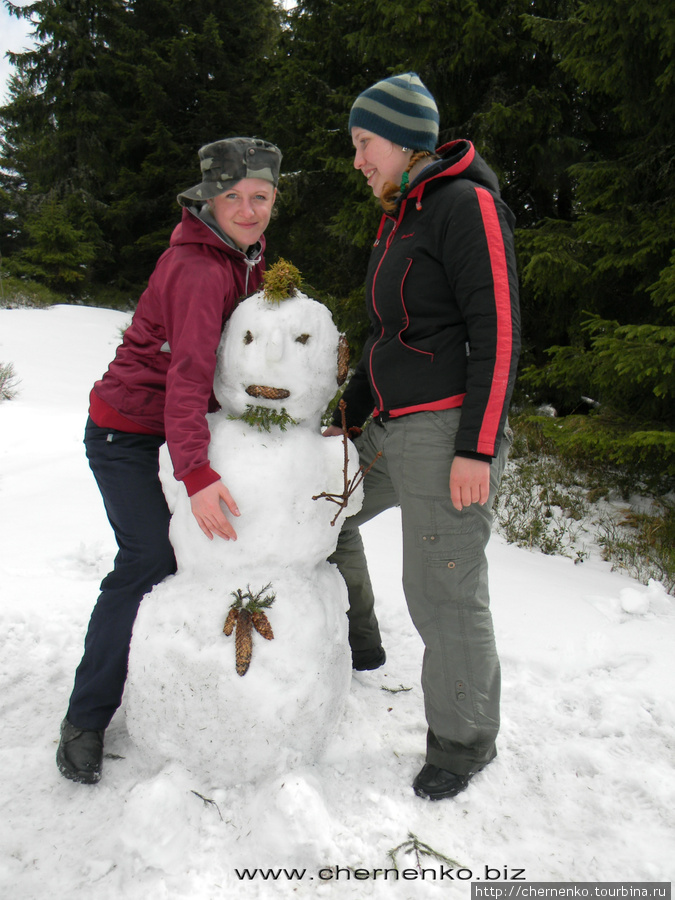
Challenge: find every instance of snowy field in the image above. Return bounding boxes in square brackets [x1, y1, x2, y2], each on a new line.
[0, 304, 673, 899]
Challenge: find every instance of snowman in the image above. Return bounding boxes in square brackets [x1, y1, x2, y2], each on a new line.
[124, 263, 363, 787]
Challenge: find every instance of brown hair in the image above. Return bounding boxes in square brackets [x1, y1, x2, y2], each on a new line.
[380, 151, 437, 213]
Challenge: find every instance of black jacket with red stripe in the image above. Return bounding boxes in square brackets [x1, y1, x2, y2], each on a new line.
[336, 139, 520, 461]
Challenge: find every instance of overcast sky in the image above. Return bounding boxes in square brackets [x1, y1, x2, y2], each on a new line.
[0, 2, 34, 103]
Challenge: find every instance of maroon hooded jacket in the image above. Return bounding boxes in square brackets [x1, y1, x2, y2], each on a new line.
[89, 208, 265, 495]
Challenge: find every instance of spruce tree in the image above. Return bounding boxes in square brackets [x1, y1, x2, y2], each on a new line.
[261, 0, 583, 356]
[520, 0, 675, 486]
[1, 0, 131, 290]
[0, 0, 280, 293]
[18, 194, 98, 289]
[105, 0, 279, 287]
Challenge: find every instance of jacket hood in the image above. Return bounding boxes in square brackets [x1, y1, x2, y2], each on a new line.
[406, 140, 500, 201]
[169, 207, 266, 261]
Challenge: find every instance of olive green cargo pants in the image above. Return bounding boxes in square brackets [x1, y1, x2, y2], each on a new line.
[329, 408, 511, 776]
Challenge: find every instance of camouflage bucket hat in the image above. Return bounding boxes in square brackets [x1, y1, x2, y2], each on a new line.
[177, 137, 282, 207]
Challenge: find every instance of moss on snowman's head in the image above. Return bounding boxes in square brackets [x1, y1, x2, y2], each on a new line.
[262, 259, 303, 304]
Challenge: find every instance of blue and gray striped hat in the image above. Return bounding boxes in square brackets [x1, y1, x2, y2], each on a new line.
[348, 73, 439, 152]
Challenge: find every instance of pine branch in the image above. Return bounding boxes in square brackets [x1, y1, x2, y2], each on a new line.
[228, 405, 298, 432]
[191, 791, 224, 821]
[229, 583, 276, 611]
[387, 832, 464, 873]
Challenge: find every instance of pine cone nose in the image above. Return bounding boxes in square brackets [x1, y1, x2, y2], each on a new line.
[245, 384, 291, 400]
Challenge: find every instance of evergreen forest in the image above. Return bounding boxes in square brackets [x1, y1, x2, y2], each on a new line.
[1, 0, 674, 495]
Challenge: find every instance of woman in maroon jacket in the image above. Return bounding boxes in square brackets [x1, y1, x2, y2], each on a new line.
[326, 74, 520, 800]
[57, 137, 282, 784]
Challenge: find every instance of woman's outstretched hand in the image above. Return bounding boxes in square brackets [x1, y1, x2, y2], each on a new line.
[449, 456, 490, 511]
[322, 425, 343, 437]
[190, 480, 240, 541]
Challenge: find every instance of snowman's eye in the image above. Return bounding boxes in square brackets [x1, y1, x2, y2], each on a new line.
[295, 334, 310, 345]
[243, 331, 254, 345]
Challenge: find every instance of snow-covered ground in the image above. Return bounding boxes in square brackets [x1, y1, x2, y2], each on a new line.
[1, 305, 673, 899]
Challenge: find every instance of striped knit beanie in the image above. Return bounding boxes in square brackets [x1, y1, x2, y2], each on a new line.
[348, 73, 439, 152]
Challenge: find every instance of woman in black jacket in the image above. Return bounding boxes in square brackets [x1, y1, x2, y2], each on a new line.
[325, 73, 520, 800]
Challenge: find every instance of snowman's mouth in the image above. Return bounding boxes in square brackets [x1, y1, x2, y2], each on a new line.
[245, 384, 291, 400]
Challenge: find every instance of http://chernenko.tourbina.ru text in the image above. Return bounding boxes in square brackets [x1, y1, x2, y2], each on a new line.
[472, 886, 670, 899]
[233, 865, 670, 896]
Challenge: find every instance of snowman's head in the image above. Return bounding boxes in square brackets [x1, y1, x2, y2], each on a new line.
[215, 291, 346, 428]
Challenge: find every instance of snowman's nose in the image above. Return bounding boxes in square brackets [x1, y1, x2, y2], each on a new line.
[265, 329, 284, 363]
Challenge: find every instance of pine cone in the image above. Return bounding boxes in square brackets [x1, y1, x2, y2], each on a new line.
[223, 607, 238, 636]
[337, 334, 350, 386]
[235, 609, 253, 676]
[251, 611, 274, 641]
[245, 384, 291, 400]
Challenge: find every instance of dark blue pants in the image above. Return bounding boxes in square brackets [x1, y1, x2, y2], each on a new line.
[67, 419, 177, 730]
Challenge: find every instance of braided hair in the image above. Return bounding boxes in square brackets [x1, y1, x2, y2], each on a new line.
[380, 150, 437, 213]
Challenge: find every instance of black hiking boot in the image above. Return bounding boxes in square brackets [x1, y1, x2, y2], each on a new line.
[56, 718, 104, 784]
[412, 763, 471, 800]
[352, 645, 386, 671]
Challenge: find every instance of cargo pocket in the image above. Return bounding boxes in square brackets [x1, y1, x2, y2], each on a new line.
[420, 527, 487, 610]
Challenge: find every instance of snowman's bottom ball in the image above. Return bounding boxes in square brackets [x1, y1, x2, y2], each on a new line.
[125, 564, 351, 786]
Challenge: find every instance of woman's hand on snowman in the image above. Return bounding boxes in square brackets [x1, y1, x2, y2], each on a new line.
[322, 425, 343, 437]
[190, 481, 240, 541]
[449, 456, 490, 511]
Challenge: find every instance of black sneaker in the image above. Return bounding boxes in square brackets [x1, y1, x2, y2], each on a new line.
[56, 718, 105, 784]
[352, 646, 386, 671]
[412, 763, 471, 800]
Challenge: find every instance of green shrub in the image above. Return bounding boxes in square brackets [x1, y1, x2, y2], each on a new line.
[0, 273, 138, 312]
[494, 414, 675, 593]
[0, 362, 19, 401]
[595, 503, 675, 595]
[0, 274, 64, 309]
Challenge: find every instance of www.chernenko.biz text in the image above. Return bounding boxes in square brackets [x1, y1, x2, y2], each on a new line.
[234, 868, 670, 898]
[234, 865, 524, 882]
